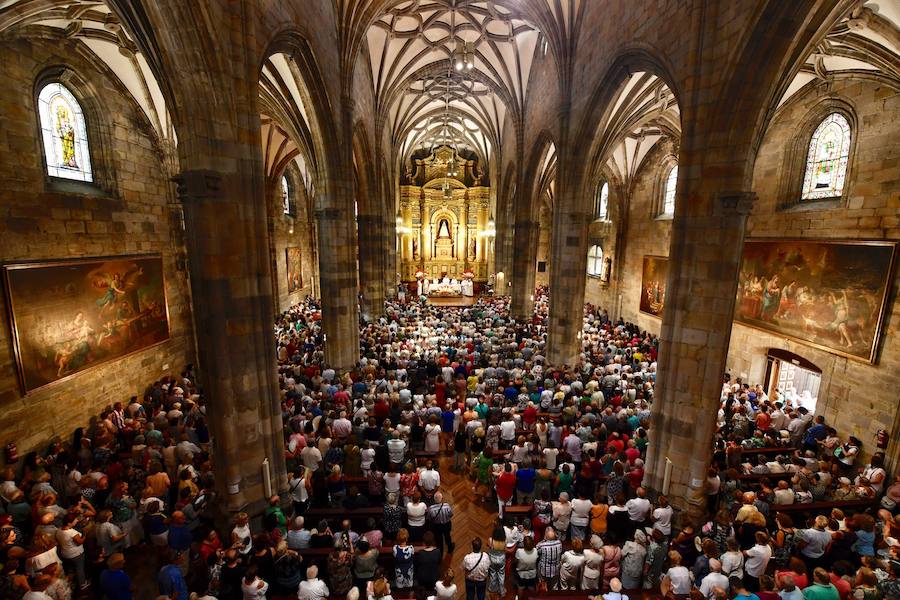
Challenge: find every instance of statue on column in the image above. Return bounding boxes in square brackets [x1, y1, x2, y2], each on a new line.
[470, 237, 477, 259]
[601, 256, 612, 283]
[412, 239, 418, 259]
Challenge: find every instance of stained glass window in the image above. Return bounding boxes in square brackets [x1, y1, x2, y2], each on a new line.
[662, 164, 677, 216]
[281, 175, 291, 214]
[801, 113, 850, 200]
[38, 82, 92, 182]
[595, 181, 609, 220]
[587, 244, 603, 276]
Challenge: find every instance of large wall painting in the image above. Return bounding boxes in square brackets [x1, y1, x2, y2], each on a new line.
[639, 255, 668, 318]
[286, 247, 303, 294]
[736, 239, 896, 363]
[3, 255, 170, 393]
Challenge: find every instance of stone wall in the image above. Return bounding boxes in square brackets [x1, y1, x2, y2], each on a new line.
[727, 78, 900, 457]
[587, 140, 676, 333]
[0, 37, 195, 460]
[585, 77, 899, 460]
[271, 168, 316, 313]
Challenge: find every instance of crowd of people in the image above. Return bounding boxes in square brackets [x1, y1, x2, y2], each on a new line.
[0, 287, 898, 600]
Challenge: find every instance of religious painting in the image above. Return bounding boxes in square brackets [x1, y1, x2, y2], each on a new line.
[2, 255, 170, 393]
[735, 239, 897, 363]
[286, 247, 303, 293]
[639, 256, 668, 318]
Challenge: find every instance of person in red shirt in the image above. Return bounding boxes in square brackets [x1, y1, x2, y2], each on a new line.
[495, 462, 517, 517]
[522, 403, 538, 429]
[755, 407, 772, 433]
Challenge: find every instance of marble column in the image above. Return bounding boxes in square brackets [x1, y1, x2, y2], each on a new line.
[357, 212, 386, 318]
[547, 204, 592, 366]
[644, 191, 756, 523]
[174, 169, 286, 512]
[315, 190, 361, 370]
[509, 219, 539, 318]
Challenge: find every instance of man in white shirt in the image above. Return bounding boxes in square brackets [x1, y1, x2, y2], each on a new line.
[300, 445, 322, 472]
[699, 558, 729, 599]
[331, 411, 352, 441]
[625, 487, 652, 533]
[651, 495, 673, 536]
[499, 418, 517, 449]
[387, 432, 406, 466]
[743, 531, 772, 591]
[297, 565, 329, 600]
[770, 403, 790, 431]
[569, 492, 593, 540]
[418, 461, 441, 499]
[773, 480, 795, 505]
[462, 538, 489, 600]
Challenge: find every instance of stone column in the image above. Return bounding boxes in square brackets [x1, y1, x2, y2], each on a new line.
[644, 191, 755, 522]
[547, 204, 592, 365]
[174, 169, 287, 512]
[315, 192, 360, 369]
[509, 219, 539, 317]
[357, 213, 385, 319]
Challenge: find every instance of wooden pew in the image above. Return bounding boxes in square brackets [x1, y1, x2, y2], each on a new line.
[305, 506, 383, 529]
[770, 498, 876, 515]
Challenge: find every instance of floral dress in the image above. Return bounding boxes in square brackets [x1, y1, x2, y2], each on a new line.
[393, 544, 415, 588]
[327, 550, 354, 595]
[487, 548, 506, 595]
[383, 504, 403, 537]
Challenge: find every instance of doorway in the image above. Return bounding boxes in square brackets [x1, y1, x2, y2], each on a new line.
[764, 349, 822, 412]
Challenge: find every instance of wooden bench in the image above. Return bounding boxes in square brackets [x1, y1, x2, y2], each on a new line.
[305, 506, 383, 528]
[770, 498, 876, 515]
[736, 446, 797, 457]
[505, 504, 532, 518]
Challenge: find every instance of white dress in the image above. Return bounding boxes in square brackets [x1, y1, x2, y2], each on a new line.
[424, 423, 441, 452]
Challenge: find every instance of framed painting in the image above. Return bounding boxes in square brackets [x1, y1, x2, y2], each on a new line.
[286, 247, 303, 293]
[735, 239, 897, 364]
[639, 255, 668, 318]
[2, 254, 170, 393]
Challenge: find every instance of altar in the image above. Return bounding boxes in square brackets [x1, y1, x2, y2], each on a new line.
[418, 277, 474, 298]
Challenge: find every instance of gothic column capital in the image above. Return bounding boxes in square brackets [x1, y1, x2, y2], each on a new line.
[172, 170, 223, 202]
[715, 191, 756, 217]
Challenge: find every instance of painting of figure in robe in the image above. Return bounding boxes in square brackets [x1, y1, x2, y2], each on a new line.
[286, 247, 303, 293]
[3, 255, 170, 393]
[735, 239, 896, 363]
[639, 256, 668, 318]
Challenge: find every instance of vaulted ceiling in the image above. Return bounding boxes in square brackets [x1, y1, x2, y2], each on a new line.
[366, 0, 542, 168]
[777, 1, 900, 107]
[0, 0, 174, 142]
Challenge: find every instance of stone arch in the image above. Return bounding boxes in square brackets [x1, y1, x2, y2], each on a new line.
[576, 48, 682, 218]
[523, 131, 558, 217]
[260, 29, 340, 205]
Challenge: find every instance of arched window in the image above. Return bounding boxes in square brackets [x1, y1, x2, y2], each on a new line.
[801, 113, 850, 200]
[587, 244, 603, 276]
[281, 175, 292, 214]
[661, 164, 677, 216]
[595, 181, 609, 221]
[38, 82, 92, 182]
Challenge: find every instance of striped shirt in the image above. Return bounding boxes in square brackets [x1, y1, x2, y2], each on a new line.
[536, 539, 562, 578]
[427, 502, 453, 524]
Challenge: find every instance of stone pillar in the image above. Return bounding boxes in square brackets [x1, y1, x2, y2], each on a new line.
[509, 219, 539, 317]
[644, 191, 755, 523]
[547, 204, 592, 365]
[357, 213, 385, 319]
[174, 169, 287, 512]
[315, 194, 360, 369]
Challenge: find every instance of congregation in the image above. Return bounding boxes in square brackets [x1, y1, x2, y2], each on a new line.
[1, 289, 899, 600]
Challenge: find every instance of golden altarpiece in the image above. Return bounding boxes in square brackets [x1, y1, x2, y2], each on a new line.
[397, 146, 494, 282]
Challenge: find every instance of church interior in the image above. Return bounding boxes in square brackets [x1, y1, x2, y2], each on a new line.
[0, 1, 899, 599]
